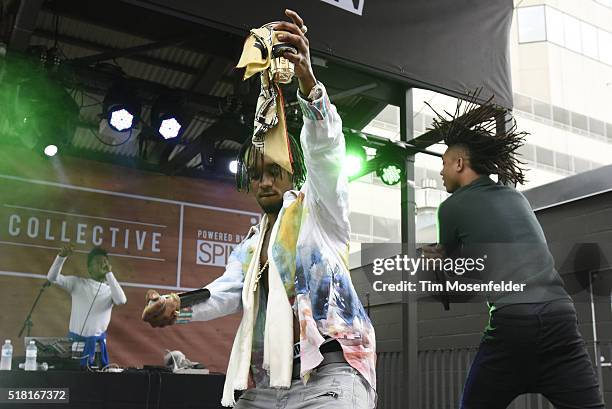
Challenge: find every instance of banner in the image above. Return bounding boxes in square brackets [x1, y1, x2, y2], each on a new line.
[0, 147, 260, 371]
[123, 0, 514, 108]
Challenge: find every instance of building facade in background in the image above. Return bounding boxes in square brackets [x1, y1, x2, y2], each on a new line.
[348, 0, 612, 262]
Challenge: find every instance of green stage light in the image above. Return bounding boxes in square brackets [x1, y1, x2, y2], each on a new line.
[343, 132, 368, 179]
[343, 152, 364, 177]
[377, 163, 403, 185]
[5, 69, 79, 155]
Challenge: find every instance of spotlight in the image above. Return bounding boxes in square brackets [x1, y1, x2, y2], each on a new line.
[103, 83, 141, 132]
[343, 153, 364, 177]
[209, 148, 241, 179]
[343, 132, 368, 178]
[151, 94, 187, 141]
[109, 108, 134, 132]
[229, 160, 238, 174]
[375, 144, 405, 185]
[6, 69, 78, 155]
[44, 144, 58, 157]
[159, 116, 182, 140]
[377, 163, 403, 185]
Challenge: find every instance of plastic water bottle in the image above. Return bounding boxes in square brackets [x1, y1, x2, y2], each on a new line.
[24, 340, 37, 371]
[0, 340, 12, 370]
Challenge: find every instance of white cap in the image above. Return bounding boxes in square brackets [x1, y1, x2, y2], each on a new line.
[4, 340, 10, 344]
[29, 340, 35, 344]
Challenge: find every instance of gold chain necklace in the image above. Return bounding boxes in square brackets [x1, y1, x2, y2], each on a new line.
[253, 260, 269, 292]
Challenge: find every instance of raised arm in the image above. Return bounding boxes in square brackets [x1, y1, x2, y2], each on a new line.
[105, 271, 127, 305]
[297, 85, 349, 242]
[274, 10, 350, 243]
[47, 244, 76, 293]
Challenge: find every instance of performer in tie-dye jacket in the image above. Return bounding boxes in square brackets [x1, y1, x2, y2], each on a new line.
[143, 9, 376, 409]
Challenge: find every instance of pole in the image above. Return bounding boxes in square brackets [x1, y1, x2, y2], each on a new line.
[400, 87, 418, 409]
[18, 281, 51, 337]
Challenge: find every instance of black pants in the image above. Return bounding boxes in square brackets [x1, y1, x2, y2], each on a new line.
[460, 300, 605, 409]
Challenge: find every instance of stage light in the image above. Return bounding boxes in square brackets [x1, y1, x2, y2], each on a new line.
[343, 153, 364, 177]
[377, 163, 403, 185]
[109, 108, 134, 132]
[43, 144, 58, 157]
[152, 94, 187, 141]
[229, 160, 238, 174]
[344, 132, 368, 178]
[5, 69, 79, 156]
[103, 83, 141, 133]
[159, 116, 182, 140]
[374, 143, 405, 185]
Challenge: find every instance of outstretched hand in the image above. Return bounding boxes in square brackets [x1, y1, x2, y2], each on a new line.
[142, 290, 180, 328]
[273, 9, 317, 96]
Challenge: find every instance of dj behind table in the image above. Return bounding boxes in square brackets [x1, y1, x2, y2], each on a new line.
[0, 290, 224, 408]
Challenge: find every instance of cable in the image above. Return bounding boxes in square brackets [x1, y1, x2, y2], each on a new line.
[77, 281, 102, 337]
[73, 281, 102, 366]
[88, 126, 134, 147]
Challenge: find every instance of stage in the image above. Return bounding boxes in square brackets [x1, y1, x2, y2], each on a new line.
[0, 369, 225, 409]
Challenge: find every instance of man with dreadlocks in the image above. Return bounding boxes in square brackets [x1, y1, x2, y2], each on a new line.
[142, 9, 376, 409]
[423, 96, 604, 408]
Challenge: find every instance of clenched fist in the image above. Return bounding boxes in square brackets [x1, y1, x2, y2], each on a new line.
[58, 243, 74, 258]
[141, 290, 180, 328]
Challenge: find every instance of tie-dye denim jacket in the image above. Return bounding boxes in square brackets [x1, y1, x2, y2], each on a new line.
[186, 83, 376, 390]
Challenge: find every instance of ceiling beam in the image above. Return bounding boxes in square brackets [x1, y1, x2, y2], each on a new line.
[65, 64, 233, 117]
[9, 0, 44, 51]
[42, 0, 242, 62]
[188, 58, 234, 95]
[70, 35, 194, 66]
[33, 29, 202, 76]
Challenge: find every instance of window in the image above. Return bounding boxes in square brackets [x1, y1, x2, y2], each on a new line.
[581, 22, 599, 59]
[517, 144, 535, 162]
[598, 29, 612, 65]
[589, 118, 605, 136]
[571, 112, 588, 131]
[523, 6, 612, 67]
[545, 7, 565, 46]
[552, 106, 570, 125]
[518, 6, 546, 43]
[426, 169, 443, 189]
[536, 146, 554, 167]
[514, 94, 533, 113]
[555, 152, 571, 171]
[533, 100, 551, 119]
[563, 14, 582, 53]
[573, 157, 590, 173]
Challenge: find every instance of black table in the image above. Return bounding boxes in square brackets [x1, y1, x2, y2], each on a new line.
[0, 369, 225, 409]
